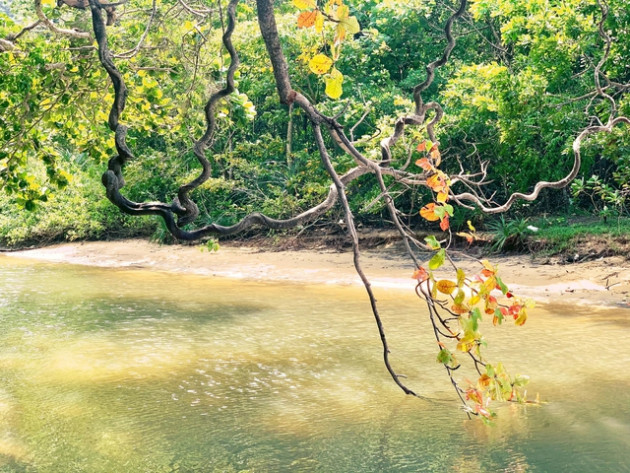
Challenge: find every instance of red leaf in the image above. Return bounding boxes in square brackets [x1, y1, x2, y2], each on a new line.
[412, 267, 429, 282]
[439, 215, 450, 231]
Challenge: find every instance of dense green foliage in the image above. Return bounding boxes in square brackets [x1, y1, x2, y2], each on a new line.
[0, 0, 628, 247]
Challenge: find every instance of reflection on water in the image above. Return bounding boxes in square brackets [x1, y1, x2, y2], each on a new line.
[0, 255, 629, 472]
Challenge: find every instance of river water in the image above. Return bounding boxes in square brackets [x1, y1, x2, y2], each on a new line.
[0, 256, 629, 472]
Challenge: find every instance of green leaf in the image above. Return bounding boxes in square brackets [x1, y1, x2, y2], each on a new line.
[513, 374, 530, 387]
[496, 276, 508, 295]
[433, 205, 446, 219]
[428, 248, 446, 270]
[494, 308, 504, 325]
[470, 307, 482, 331]
[437, 348, 453, 365]
[424, 235, 441, 250]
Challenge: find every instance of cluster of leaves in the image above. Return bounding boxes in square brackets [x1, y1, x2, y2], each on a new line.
[413, 139, 534, 419]
[293, 0, 360, 99]
[572, 174, 630, 224]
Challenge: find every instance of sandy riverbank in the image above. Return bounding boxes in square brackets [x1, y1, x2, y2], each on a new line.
[3, 239, 629, 308]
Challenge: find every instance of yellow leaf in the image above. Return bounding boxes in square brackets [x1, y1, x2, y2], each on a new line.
[335, 4, 349, 20]
[340, 16, 360, 35]
[427, 172, 446, 192]
[467, 220, 476, 232]
[308, 54, 333, 75]
[297, 10, 318, 28]
[419, 202, 440, 222]
[436, 280, 457, 295]
[293, 0, 316, 9]
[436, 191, 449, 203]
[314, 10, 325, 33]
[41, 0, 55, 6]
[335, 23, 347, 43]
[324, 68, 343, 99]
[183, 20, 194, 31]
[456, 268, 466, 287]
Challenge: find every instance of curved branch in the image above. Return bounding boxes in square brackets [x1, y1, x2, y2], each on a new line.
[34, 0, 92, 39]
[451, 116, 630, 213]
[113, 0, 157, 59]
[413, 0, 467, 114]
[174, 0, 239, 225]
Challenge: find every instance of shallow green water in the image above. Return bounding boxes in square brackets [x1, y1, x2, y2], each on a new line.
[0, 256, 629, 473]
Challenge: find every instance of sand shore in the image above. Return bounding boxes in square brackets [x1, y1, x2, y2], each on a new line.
[3, 239, 629, 308]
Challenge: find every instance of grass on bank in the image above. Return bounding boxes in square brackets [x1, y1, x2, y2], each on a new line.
[515, 215, 630, 257]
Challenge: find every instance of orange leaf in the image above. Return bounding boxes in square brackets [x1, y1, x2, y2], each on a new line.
[427, 173, 445, 192]
[439, 214, 450, 231]
[436, 279, 457, 295]
[456, 232, 474, 244]
[451, 304, 470, 315]
[297, 9, 318, 27]
[411, 267, 429, 282]
[478, 373, 492, 388]
[416, 141, 427, 152]
[420, 203, 440, 222]
[430, 144, 441, 166]
[416, 157, 432, 171]
[466, 388, 483, 404]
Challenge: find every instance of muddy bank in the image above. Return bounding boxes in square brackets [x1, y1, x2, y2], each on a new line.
[2, 239, 629, 308]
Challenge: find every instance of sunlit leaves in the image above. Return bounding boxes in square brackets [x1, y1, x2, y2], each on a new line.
[424, 235, 441, 250]
[308, 54, 333, 75]
[292, 0, 359, 100]
[416, 157, 432, 171]
[428, 248, 446, 270]
[436, 279, 457, 295]
[314, 10, 325, 33]
[293, 0, 316, 9]
[420, 202, 440, 221]
[324, 68, 344, 99]
[297, 10, 318, 28]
